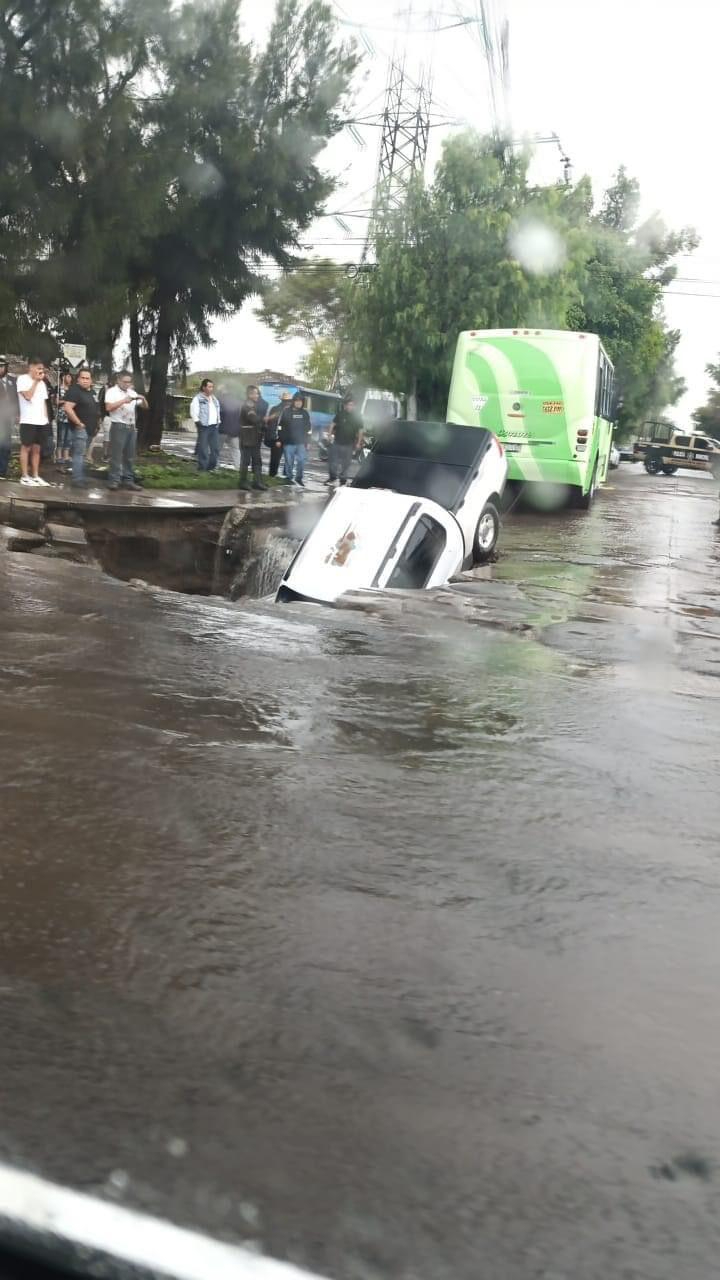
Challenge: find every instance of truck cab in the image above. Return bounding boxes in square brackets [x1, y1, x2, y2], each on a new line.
[276, 420, 507, 605]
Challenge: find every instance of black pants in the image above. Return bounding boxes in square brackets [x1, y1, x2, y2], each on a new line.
[268, 441, 283, 476]
[240, 443, 262, 477]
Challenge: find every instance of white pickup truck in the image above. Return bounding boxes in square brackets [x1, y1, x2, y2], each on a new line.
[276, 420, 508, 605]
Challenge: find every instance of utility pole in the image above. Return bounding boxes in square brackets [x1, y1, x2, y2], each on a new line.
[376, 56, 431, 217]
[359, 2, 434, 416]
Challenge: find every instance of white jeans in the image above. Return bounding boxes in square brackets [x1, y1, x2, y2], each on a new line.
[220, 434, 240, 468]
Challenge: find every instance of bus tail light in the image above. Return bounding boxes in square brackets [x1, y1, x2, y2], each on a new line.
[577, 429, 589, 440]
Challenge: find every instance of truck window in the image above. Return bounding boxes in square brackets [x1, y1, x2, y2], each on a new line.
[387, 516, 447, 589]
[673, 435, 691, 447]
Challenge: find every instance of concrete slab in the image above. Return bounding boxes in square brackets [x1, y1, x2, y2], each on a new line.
[44, 522, 88, 546]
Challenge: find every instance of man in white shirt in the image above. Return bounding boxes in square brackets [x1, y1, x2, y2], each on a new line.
[104, 371, 148, 491]
[16, 358, 51, 487]
[190, 378, 221, 471]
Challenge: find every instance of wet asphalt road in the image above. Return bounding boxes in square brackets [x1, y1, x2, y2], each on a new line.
[1, 464, 720, 1279]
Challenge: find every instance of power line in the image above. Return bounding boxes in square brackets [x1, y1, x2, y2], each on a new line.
[664, 290, 720, 299]
[334, 14, 474, 32]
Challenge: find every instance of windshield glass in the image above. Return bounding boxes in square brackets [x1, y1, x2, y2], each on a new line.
[386, 516, 447, 588]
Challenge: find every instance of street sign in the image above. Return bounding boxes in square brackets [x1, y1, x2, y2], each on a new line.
[62, 343, 86, 364]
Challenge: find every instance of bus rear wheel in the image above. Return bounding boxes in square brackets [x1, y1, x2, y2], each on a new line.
[574, 459, 598, 510]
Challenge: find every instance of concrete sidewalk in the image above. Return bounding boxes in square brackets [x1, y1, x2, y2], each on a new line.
[0, 478, 323, 516]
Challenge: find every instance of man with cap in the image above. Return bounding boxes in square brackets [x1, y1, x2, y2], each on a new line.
[0, 357, 18, 479]
[327, 394, 363, 487]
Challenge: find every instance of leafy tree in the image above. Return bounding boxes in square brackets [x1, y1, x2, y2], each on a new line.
[257, 256, 352, 389]
[568, 167, 697, 435]
[256, 258, 348, 346]
[1, 0, 358, 444]
[299, 335, 350, 387]
[0, 0, 166, 366]
[349, 134, 591, 416]
[348, 136, 696, 424]
[692, 358, 720, 438]
[128, 0, 358, 444]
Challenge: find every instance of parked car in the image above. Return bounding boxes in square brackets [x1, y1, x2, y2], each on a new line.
[276, 420, 508, 605]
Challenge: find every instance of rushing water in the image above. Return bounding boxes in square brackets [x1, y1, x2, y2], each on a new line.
[2, 468, 720, 1280]
[240, 529, 301, 598]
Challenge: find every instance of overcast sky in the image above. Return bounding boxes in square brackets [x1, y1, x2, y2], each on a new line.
[197, 0, 719, 419]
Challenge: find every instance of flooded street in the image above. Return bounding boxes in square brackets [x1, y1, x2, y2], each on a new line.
[2, 465, 720, 1279]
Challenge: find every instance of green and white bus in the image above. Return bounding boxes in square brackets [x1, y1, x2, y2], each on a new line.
[447, 328, 616, 508]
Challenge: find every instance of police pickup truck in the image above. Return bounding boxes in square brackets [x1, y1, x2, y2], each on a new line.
[642, 432, 720, 477]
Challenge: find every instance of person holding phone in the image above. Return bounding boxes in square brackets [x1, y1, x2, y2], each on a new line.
[16, 358, 51, 487]
[104, 371, 148, 491]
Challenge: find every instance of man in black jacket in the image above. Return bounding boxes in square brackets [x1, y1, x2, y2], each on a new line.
[278, 393, 312, 487]
[0, 357, 18, 478]
[327, 394, 363, 487]
[238, 386, 267, 491]
[264, 390, 292, 476]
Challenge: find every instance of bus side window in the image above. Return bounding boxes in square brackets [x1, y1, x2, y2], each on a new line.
[598, 360, 614, 420]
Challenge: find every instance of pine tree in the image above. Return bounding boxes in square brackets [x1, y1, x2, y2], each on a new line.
[129, 0, 358, 445]
[1, 0, 358, 443]
[0, 0, 163, 363]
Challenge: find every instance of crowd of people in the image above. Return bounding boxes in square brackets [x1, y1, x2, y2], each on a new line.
[0, 356, 147, 491]
[190, 380, 365, 490]
[0, 357, 366, 494]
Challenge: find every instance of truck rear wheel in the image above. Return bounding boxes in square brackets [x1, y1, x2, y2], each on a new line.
[473, 502, 500, 563]
[661, 465, 678, 476]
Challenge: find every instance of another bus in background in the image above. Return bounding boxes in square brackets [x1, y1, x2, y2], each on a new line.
[258, 382, 338, 438]
[259, 382, 402, 439]
[447, 329, 615, 509]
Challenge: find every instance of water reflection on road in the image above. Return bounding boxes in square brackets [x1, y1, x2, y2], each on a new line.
[2, 467, 720, 1280]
